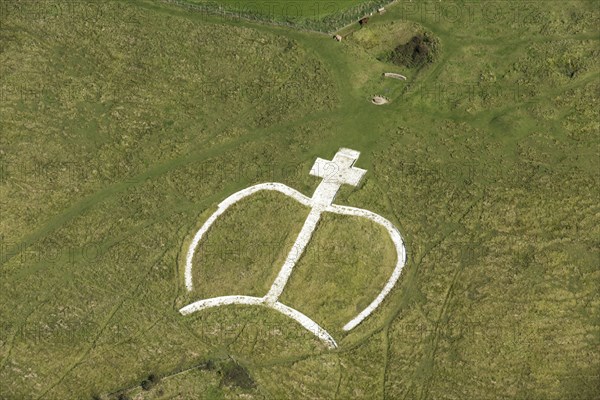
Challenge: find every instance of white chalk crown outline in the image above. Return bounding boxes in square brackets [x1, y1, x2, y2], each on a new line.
[180, 148, 406, 348]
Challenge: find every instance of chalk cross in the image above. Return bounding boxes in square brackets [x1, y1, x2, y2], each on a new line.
[264, 148, 366, 303]
[180, 148, 406, 348]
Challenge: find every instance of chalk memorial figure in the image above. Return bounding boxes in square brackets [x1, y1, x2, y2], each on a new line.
[181, 148, 407, 348]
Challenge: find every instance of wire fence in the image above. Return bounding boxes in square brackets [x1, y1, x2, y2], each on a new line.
[161, 0, 396, 34]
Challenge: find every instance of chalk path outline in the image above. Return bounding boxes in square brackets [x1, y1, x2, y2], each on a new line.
[181, 149, 407, 349]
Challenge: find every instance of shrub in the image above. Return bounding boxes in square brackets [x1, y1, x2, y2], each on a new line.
[148, 373, 161, 384]
[219, 360, 256, 390]
[387, 33, 439, 69]
[141, 379, 153, 391]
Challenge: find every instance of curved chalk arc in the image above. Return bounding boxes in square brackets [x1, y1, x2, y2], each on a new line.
[181, 170, 408, 347]
[179, 295, 337, 348]
[325, 204, 406, 331]
[184, 183, 312, 291]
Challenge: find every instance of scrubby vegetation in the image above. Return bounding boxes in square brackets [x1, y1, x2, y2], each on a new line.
[218, 359, 256, 390]
[385, 34, 440, 69]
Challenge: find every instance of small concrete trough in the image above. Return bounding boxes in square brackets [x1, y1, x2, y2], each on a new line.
[383, 72, 407, 80]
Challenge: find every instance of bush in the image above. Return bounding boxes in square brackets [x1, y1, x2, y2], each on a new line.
[219, 360, 256, 390]
[141, 373, 160, 390]
[387, 33, 439, 69]
[148, 373, 160, 384]
[200, 359, 216, 371]
[141, 379, 153, 391]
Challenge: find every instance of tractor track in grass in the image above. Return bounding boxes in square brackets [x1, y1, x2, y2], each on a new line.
[395, 68, 599, 148]
[417, 199, 484, 400]
[393, 17, 598, 114]
[3, 14, 349, 282]
[1, 173, 241, 284]
[334, 355, 343, 399]
[381, 325, 391, 399]
[0, 101, 336, 277]
[1, 112, 350, 395]
[345, 196, 482, 396]
[0, 184, 247, 380]
[0, 303, 42, 372]
[452, 33, 599, 45]
[2, 5, 353, 387]
[1, 5, 343, 274]
[102, 320, 234, 399]
[35, 247, 171, 400]
[330, 192, 485, 389]
[1, 0, 597, 397]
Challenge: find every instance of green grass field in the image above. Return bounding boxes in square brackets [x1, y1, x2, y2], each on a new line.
[0, 0, 598, 399]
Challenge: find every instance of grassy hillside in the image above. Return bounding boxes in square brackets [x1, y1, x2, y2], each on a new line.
[0, 0, 598, 399]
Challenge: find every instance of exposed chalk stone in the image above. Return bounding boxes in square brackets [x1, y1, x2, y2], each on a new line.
[372, 96, 389, 105]
[383, 72, 407, 80]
